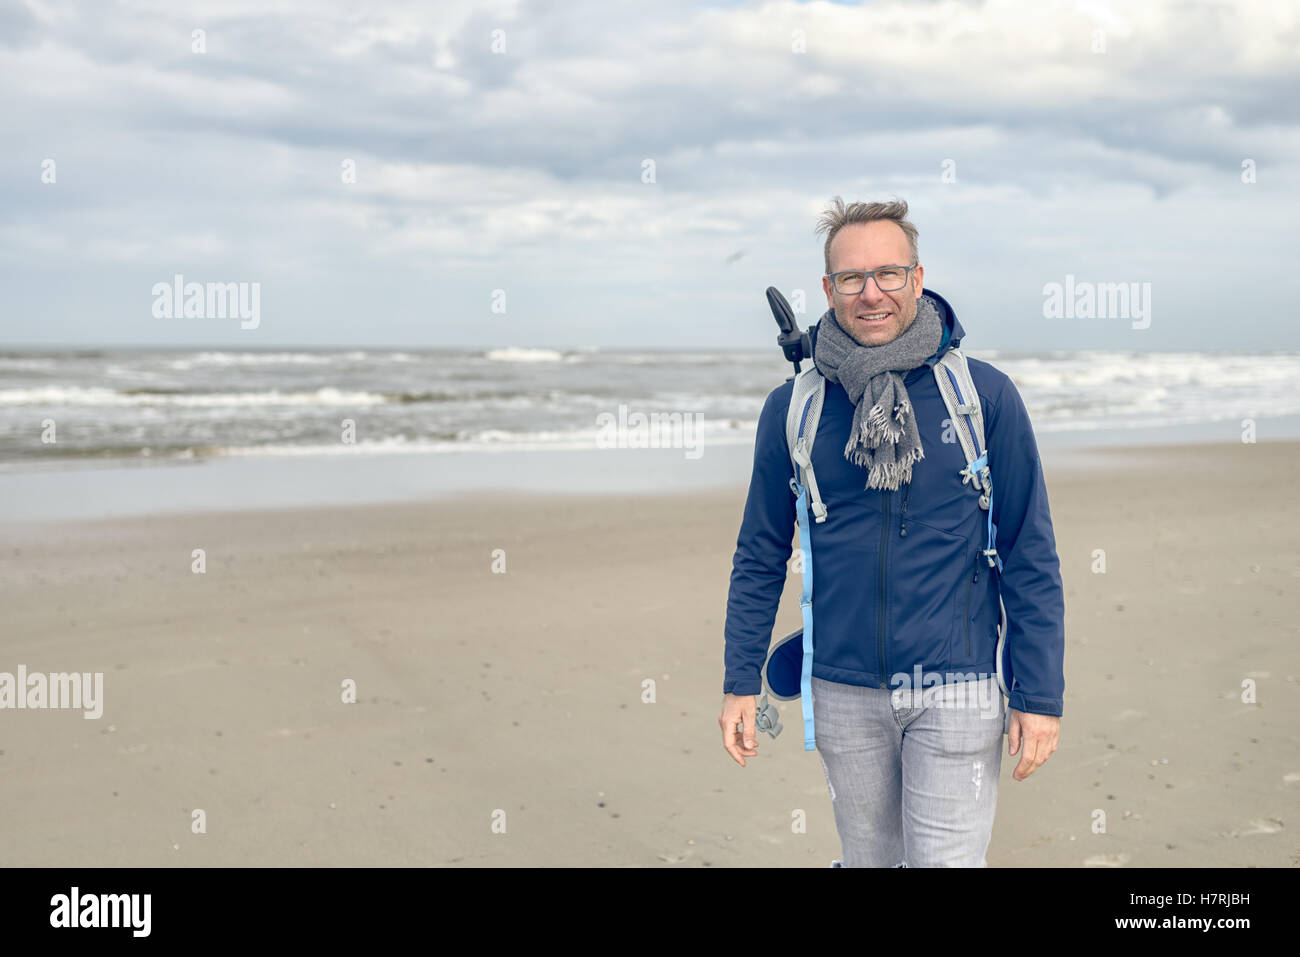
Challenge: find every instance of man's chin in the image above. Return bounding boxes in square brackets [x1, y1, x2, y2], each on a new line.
[851, 322, 896, 346]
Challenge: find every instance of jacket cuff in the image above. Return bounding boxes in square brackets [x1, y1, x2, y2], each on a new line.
[724, 676, 762, 696]
[1008, 691, 1062, 717]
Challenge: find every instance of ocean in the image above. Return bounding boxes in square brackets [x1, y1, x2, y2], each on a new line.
[2, 345, 1298, 522]
[3, 346, 1298, 467]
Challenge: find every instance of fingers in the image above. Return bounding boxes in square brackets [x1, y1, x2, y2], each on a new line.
[722, 716, 757, 766]
[1013, 733, 1041, 780]
[1011, 716, 1060, 780]
[719, 696, 759, 767]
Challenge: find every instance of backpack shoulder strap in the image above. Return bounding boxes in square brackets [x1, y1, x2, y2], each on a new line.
[784, 367, 824, 750]
[785, 368, 827, 523]
[932, 348, 987, 492]
[932, 349, 1003, 572]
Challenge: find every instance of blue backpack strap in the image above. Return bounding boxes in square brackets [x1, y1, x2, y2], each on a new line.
[791, 476, 817, 750]
[781, 370, 826, 750]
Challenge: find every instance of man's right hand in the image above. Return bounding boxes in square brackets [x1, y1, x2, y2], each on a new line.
[719, 693, 759, 766]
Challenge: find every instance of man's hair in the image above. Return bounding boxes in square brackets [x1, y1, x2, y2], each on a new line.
[814, 197, 919, 275]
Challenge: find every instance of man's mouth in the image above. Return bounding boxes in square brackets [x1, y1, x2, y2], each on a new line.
[857, 311, 890, 323]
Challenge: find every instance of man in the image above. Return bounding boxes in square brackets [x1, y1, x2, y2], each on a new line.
[718, 197, 1065, 867]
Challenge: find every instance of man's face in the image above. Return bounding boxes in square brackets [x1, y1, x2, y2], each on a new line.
[821, 221, 924, 347]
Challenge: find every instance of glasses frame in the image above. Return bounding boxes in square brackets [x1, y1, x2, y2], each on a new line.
[825, 263, 919, 295]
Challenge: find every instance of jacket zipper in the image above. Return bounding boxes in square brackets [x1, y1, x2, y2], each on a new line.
[878, 490, 890, 688]
[899, 481, 911, 538]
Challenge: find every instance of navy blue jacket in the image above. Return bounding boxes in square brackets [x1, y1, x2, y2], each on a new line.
[723, 290, 1065, 717]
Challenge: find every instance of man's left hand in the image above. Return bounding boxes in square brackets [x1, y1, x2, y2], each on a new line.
[1007, 710, 1059, 780]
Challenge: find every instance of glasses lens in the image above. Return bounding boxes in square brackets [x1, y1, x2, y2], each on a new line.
[874, 267, 907, 291]
[835, 271, 866, 294]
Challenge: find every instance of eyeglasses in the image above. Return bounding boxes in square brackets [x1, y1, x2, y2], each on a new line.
[826, 264, 918, 295]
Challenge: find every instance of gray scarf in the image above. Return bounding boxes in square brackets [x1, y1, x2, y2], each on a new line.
[812, 296, 944, 490]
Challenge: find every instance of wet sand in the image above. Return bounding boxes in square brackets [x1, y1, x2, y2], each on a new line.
[1, 440, 1296, 866]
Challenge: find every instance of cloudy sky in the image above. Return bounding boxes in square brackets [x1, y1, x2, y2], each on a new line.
[2, 0, 1297, 351]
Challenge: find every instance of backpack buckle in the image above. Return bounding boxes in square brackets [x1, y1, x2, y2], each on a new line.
[755, 693, 783, 739]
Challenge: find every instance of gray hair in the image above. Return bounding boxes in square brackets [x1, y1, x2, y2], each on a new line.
[814, 197, 919, 275]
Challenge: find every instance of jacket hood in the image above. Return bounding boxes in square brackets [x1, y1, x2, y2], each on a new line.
[808, 287, 964, 373]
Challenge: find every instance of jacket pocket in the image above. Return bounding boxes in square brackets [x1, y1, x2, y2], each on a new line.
[809, 498, 883, 679]
[890, 515, 966, 682]
[964, 553, 974, 658]
[953, 548, 1000, 670]
[949, 546, 973, 667]
[969, 560, 1001, 666]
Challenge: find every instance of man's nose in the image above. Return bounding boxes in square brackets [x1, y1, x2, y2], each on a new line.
[857, 279, 888, 303]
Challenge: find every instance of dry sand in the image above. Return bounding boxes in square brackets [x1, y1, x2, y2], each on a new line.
[1, 440, 1297, 866]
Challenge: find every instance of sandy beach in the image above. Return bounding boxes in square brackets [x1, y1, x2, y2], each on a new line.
[1, 440, 1297, 867]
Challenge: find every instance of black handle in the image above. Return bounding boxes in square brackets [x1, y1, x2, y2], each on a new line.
[766, 286, 811, 377]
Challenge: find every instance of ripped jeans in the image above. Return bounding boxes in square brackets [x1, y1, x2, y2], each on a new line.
[812, 674, 1005, 868]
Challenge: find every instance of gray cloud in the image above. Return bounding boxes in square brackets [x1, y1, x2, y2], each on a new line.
[1, 0, 1296, 350]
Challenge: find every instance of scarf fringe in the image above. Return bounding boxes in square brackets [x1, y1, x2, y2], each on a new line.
[855, 400, 911, 448]
[863, 445, 926, 490]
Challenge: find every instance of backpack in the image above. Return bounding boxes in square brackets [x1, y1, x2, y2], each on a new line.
[753, 347, 1010, 750]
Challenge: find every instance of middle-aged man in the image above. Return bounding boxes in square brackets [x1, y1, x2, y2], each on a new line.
[718, 197, 1065, 867]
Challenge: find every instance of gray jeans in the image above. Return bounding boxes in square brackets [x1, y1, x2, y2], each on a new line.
[812, 674, 1005, 867]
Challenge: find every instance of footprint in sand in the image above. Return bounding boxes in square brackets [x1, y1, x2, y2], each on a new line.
[1083, 853, 1130, 868]
[657, 849, 695, 864]
[1233, 818, 1284, 837]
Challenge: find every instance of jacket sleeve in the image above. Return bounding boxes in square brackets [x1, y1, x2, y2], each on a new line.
[985, 374, 1066, 717]
[723, 386, 797, 695]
